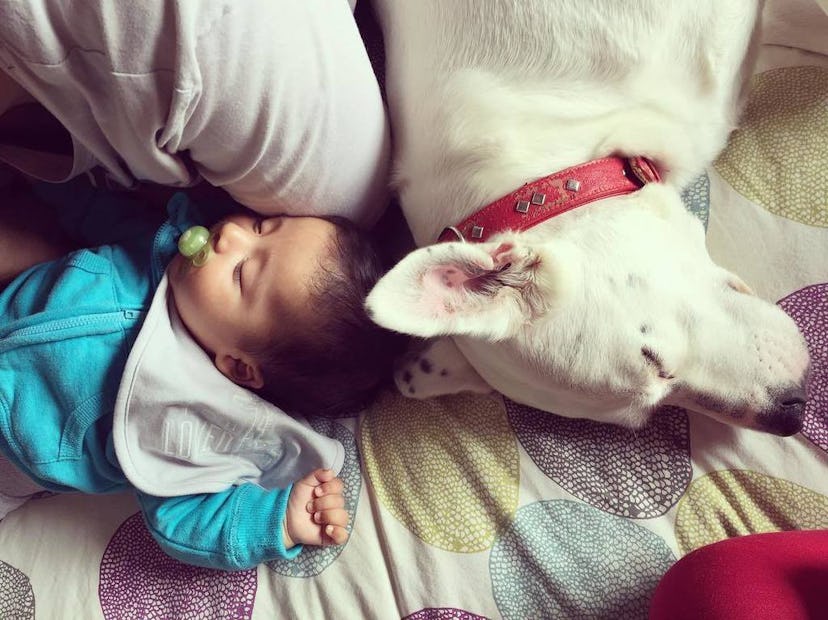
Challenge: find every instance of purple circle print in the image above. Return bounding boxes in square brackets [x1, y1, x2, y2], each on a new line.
[404, 608, 490, 620]
[506, 400, 691, 518]
[778, 284, 827, 451]
[99, 513, 257, 620]
[0, 560, 35, 619]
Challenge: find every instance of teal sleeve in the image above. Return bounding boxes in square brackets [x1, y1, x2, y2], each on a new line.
[135, 483, 302, 571]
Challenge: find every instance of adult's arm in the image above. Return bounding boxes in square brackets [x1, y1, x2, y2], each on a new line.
[0, 185, 72, 287]
[0, 1, 390, 225]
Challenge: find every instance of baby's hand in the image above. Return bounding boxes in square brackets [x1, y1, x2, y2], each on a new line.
[283, 469, 350, 549]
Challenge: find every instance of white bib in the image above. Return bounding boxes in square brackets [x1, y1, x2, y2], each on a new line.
[112, 275, 344, 497]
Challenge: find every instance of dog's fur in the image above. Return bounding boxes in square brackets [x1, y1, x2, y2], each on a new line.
[366, 0, 811, 435]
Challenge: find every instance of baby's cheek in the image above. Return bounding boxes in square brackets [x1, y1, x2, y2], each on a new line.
[166, 260, 202, 332]
[166, 255, 187, 290]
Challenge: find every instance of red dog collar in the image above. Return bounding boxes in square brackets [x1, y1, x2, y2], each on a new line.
[438, 156, 661, 243]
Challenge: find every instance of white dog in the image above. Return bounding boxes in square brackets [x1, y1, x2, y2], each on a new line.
[365, 0, 812, 435]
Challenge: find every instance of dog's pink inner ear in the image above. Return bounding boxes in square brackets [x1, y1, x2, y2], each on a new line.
[424, 265, 474, 290]
[418, 242, 522, 305]
[423, 262, 510, 298]
[417, 265, 479, 316]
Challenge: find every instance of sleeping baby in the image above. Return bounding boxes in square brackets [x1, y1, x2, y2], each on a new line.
[0, 182, 403, 570]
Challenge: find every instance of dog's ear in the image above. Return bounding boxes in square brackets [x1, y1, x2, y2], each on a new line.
[366, 239, 551, 340]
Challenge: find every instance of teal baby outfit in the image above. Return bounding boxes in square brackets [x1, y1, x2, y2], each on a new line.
[0, 187, 300, 569]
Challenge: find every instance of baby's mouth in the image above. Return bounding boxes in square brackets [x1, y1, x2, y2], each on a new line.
[178, 225, 213, 267]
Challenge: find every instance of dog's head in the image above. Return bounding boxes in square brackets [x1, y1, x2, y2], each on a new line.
[366, 184, 811, 435]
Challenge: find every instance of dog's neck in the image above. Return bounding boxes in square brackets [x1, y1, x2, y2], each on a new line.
[381, 1, 753, 245]
[437, 156, 661, 244]
[396, 70, 732, 245]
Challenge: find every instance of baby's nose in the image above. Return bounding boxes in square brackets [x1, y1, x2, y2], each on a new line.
[213, 221, 247, 254]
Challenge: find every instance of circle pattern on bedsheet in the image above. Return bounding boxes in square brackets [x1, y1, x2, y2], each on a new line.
[778, 283, 828, 452]
[99, 513, 257, 619]
[490, 500, 674, 620]
[505, 401, 691, 518]
[0, 560, 34, 620]
[680, 172, 710, 230]
[674, 469, 828, 555]
[360, 391, 519, 552]
[267, 419, 360, 577]
[403, 608, 489, 620]
[714, 66, 828, 226]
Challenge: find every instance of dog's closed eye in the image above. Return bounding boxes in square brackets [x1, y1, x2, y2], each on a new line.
[727, 277, 755, 296]
[641, 346, 674, 380]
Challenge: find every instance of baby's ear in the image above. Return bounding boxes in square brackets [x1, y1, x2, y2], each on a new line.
[365, 239, 550, 341]
[216, 352, 264, 389]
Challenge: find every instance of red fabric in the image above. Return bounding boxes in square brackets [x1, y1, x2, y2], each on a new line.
[437, 156, 660, 243]
[650, 530, 828, 620]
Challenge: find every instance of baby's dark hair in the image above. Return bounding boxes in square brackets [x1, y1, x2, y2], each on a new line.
[249, 216, 407, 416]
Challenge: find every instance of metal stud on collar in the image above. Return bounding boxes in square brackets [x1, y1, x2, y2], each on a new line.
[565, 179, 581, 192]
[442, 226, 465, 241]
[515, 200, 530, 213]
[531, 192, 546, 205]
[471, 225, 484, 239]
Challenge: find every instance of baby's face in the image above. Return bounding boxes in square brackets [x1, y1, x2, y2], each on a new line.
[168, 214, 337, 371]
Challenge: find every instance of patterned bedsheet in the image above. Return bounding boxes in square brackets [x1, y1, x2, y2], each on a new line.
[1, 2, 826, 618]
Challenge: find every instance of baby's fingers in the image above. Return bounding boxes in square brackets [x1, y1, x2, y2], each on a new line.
[308, 494, 345, 513]
[313, 477, 344, 498]
[299, 468, 336, 488]
[324, 524, 349, 546]
[313, 507, 349, 528]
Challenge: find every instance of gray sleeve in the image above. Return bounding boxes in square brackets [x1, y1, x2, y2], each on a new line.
[0, 0, 390, 225]
[182, 2, 391, 226]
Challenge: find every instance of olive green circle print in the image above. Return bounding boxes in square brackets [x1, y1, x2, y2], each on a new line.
[674, 469, 828, 555]
[360, 391, 519, 552]
[714, 66, 828, 226]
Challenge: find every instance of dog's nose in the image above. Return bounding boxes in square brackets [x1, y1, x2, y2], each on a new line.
[779, 387, 807, 408]
[763, 386, 808, 436]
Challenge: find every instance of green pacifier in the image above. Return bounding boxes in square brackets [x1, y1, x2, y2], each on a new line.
[178, 225, 212, 267]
